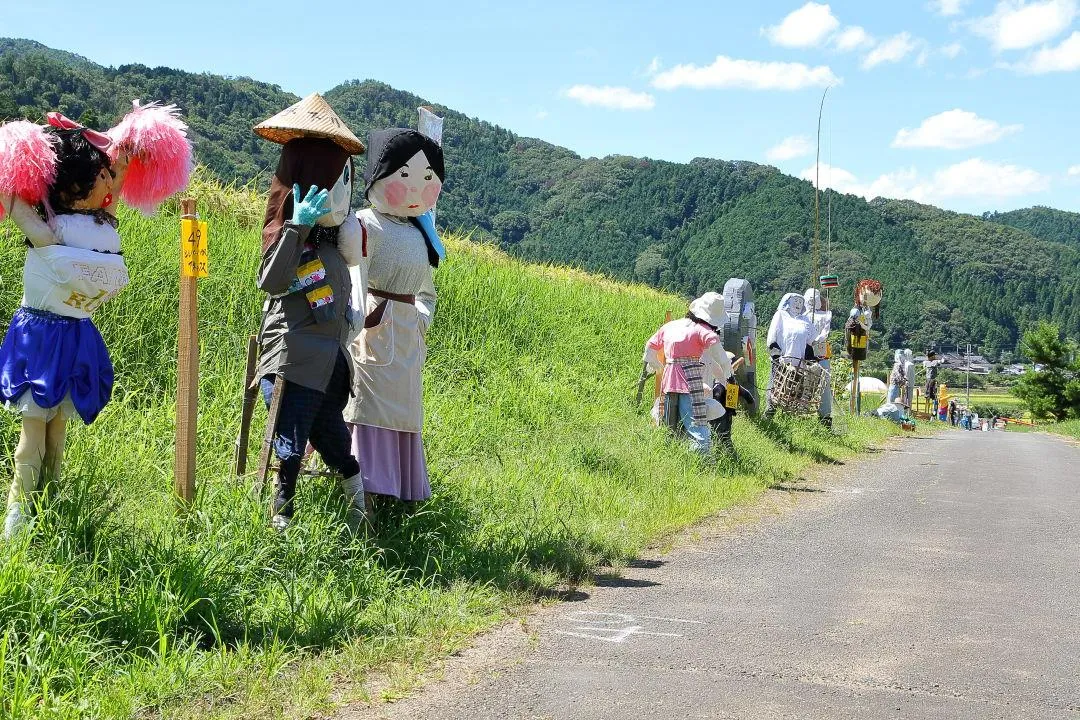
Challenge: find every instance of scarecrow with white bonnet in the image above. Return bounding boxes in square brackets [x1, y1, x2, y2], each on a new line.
[252, 93, 368, 531]
[643, 292, 735, 456]
[803, 287, 834, 427]
[344, 128, 446, 504]
[0, 103, 192, 538]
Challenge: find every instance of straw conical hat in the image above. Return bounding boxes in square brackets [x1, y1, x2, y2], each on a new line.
[253, 93, 365, 154]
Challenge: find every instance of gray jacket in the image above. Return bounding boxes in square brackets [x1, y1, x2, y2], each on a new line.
[256, 223, 354, 393]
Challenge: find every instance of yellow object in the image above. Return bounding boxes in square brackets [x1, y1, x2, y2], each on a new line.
[306, 285, 333, 304]
[824, 341, 832, 359]
[851, 335, 868, 349]
[180, 219, 209, 278]
[724, 383, 739, 409]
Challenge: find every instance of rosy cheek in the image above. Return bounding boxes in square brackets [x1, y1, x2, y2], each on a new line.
[421, 180, 442, 207]
[382, 180, 408, 208]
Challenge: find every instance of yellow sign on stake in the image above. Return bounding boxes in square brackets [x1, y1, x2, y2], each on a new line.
[180, 218, 209, 278]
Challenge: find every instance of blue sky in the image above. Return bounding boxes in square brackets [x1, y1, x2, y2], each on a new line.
[4, 0, 1079, 213]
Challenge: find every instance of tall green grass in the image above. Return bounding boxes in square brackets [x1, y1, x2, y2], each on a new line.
[0, 175, 898, 718]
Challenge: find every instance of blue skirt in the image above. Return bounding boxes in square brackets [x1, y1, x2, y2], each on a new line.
[0, 307, 113, 424]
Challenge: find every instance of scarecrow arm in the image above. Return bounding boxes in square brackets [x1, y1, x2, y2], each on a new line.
[258, 223, 308, 294]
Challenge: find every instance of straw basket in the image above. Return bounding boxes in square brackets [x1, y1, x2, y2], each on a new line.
[768, 361, 829, 415]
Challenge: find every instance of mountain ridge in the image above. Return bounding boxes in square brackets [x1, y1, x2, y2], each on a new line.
[1, 38, 1077, 358]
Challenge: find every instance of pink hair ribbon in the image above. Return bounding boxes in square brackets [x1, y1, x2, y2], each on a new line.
[45, 112, 113, 153]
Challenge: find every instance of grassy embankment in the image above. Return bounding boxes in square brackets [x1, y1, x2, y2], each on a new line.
[0, 175, 899, 719]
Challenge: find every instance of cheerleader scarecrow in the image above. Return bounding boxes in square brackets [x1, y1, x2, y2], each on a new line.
[345, 128, 445, 503]
[252, 94, 368, 530]
[0, 104, 192, 538]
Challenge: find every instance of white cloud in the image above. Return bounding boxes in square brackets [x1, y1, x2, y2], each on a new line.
[763, 2, 840, 48]
[835, 26, 874, 51]
[644, 57, 662, 76]
[934, 158, 1050, 197]
[801, 159, 1049, 203]
[862, 32, 920, 69]
[942, 42, 966, 58]
[564, 85, 655, 111]
[893, 109, 1022, 149]
[1069, 164, 1080, 175]
[536, 110, 550, 120]
[766, 135, 814, 162]
[931, 0, 969, 15]
[1012, 30, 1080, 72]
[972, 0, 1077, 51]
[652, 56, 840, 91]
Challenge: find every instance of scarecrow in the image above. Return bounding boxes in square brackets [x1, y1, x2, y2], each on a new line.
[0, 103, 192, 537]
[344, 128, 446, 503]
[803, 287, 834, 427]
[252, 93, 368, 530]
[844, 279, 882, 414]
[643, 292, 734, 456]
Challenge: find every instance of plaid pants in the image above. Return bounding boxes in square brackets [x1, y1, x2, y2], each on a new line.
[260, 350, 360, 515]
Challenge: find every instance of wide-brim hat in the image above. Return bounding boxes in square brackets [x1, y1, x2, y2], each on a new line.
[253, 93, 365, 155]
[689, 292, 725, 329]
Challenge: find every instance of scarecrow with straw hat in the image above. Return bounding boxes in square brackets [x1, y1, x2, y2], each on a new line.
[252, 93, 369, 531]
[643, 292, 736, 456]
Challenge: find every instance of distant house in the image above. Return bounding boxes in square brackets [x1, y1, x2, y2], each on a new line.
[1001, 364, 1029, 376]
[937, 351, 991, 375]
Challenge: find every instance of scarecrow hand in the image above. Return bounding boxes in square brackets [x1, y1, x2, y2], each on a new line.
[291, 184, 330, 227]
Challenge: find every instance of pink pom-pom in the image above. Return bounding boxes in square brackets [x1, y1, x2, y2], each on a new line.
[0, 120, 57, 220]
[108, 101, 194, 213]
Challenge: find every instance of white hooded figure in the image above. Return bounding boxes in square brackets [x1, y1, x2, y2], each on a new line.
[803, 288, 833, 422]
[902, 349, 916, 409]
[887, 349, 904, 404]
[764, 293, 812, 414]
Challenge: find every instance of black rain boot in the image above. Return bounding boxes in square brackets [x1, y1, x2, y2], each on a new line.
[819, 415, 832, 430]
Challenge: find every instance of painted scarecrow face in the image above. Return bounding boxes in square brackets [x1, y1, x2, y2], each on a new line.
[368, 149, 442, 218]
[783, 295, 806, 317]
[317, 159, 352, 227]
[68, 164, 116, 211]
[859, 286, 882, 308]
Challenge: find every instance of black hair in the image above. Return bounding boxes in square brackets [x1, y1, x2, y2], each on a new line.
[42, 127, 111, 214]
[687, 312, 718, 332]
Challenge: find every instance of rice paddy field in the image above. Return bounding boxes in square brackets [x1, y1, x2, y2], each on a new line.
[0, 176, 899, 719]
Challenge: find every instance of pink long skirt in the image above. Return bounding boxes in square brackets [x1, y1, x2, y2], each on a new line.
[348, 423, 431, 501]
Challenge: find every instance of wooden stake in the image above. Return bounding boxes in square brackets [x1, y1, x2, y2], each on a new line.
[654, 310, 672, 401]
[175, 199, 199, 508]
[234, 334, 260, 478]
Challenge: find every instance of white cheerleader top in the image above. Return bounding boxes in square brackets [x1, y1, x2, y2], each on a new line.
[21, 214, 130, 319]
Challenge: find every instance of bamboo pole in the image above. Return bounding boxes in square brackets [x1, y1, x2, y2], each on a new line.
[175, 199, 199, 507]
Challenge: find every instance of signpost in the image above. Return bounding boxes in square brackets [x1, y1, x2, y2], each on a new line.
[175, 199, 207, 507]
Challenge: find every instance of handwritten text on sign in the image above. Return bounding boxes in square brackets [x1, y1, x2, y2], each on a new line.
[180, 219, 209, 278]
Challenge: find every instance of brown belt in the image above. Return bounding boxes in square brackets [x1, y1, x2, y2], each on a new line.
[370, 288, 416, 304]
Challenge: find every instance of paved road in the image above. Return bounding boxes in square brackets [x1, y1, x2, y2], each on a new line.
[356, 431, 1080, 719]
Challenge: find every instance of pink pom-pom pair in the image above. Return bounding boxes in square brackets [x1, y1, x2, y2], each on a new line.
[0, 101, 194, 220]
[108, 101, 194, 214]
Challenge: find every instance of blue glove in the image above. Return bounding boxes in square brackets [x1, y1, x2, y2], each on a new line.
[291, 184, 330, 227]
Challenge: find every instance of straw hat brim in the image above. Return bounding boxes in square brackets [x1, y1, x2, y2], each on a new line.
[253, 93, 365, 155]
[254, 125, 365, 155]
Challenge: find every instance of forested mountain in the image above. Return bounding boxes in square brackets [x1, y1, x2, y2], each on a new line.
[983, 206, 1080, 249]
[2, 38, 1078, 359]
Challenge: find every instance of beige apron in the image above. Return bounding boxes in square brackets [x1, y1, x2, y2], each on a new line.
[345, 293, 426, 432]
